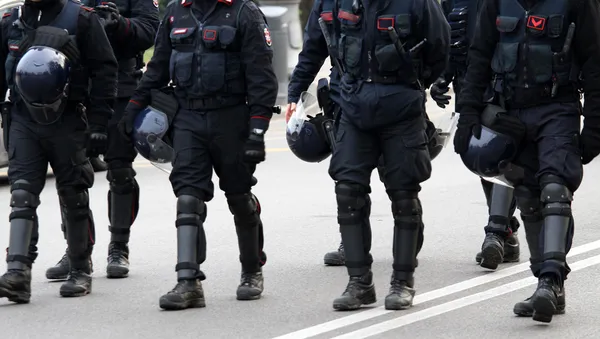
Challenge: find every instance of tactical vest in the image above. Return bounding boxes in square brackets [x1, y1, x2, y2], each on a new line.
[167, 0, 248, 101]
[491, 0, 576, 94]
[5, 0, 86, 102]
[331, 0, 422, 85]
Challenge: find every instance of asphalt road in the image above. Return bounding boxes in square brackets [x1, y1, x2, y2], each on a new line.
[1, 97, 600, 339]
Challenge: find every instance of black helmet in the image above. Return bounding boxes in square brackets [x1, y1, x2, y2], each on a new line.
[286, 92, 332, 163]
[15, 46, 71, 125]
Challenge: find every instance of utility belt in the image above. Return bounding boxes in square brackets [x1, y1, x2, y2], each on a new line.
[496, 83, 580, 109]
[177, 95, 247, 111]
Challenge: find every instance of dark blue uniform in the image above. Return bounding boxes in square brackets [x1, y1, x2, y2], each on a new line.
[457, 0, 600, 322]
[124, 0, 277, 310]
[0, 0, 118, 302]
[324, 0, 449, 311]
[45, 0, 160, 282]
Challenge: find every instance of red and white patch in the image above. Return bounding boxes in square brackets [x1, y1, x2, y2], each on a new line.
[8, 44, 18, 51]
[263, 27, 272, 47]
[153, 0, 158, 7]
[173, 28, 188, 34]
[169, 16, 174, 23]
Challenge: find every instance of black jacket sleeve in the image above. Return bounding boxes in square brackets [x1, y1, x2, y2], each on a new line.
[110, 0, 160, 56]
[417, 0, 451, 88]
[239, 1, 278, 131]
[572, 0, 600, 123]
[129, 4, 173, 107]
[455, 0, 497, 116]
[287, 0, 329, 104]
[78, 8, 118, 127]
[0, 14, 11, 100]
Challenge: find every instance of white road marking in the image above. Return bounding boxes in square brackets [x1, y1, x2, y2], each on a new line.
[333, 254, 600, 338]
[272, 239, 600, 339]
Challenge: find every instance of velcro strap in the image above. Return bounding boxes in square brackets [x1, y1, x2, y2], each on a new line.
[108, 226, 130, 235]
[542, 252, 567, 262]
[175, 217, 201, 227]
[175, 262, 199, 271]
[6, 254, 31, 265]
[393, 264, 415, 272]
[542, 206, 571, 217]
[9, 210, 36, 220]
[489, 215, 509, 225]
[10, 182, 33, 192]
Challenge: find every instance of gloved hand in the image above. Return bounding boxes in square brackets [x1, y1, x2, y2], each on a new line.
[580, 123, 600, 164]
[430, 78, 452, 108]
[453, 111, 481, 154]
[95, 2, 123, 32]
[118, 101, 144, 140]
[86, 124, 108, 157]
[243, 131, 266, 164]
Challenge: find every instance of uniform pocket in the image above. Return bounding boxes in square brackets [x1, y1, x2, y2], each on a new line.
[172, 51, 195, 87]
[527, 44, 553, 83]
[201, 52, 226, 93]
[401, 129, 432, 182]
[491, 42, 519, 74]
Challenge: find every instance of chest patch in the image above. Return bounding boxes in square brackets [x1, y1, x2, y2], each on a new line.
[527, 15, 546, 31]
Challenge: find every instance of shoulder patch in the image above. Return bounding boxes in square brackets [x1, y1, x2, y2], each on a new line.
[263, 25, 272, 47]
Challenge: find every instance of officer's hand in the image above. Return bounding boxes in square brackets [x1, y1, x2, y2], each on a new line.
[244, 132, 266, 164]
[86, 124, 108, 158]
[95, 2, 119, 15]
[430, 78, 452, 109]
[118, 102, 143, 140]
[95, 2, 122, 31]
[285, 103, 297, 123]
[580, 124, 600, 164]
[453, 112, 481, 154]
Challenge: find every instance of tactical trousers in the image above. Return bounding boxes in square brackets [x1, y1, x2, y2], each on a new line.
[329, 112, 432, 281]
[510, 102, 582, 281]
[169, 105, 266, 279]
[7, 108, 95, 270]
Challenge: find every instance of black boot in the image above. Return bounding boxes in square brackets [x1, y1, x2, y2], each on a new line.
[60, 268, 92, 297]
[324, 241, 345, 266]
[107, 242, 130, 278]
[333, 271, 376, 311]
[46, 251, 69, 280]
[513, 291, 566, 317]
[385, 278, 416, 310]
[0, 269, 31, 304]
[475, 231, 520, 264]
[479, 233, 505, 270]
[236, 270, 264, 300]
[159, 279, 205, 310]
[531, 274, 565, 323]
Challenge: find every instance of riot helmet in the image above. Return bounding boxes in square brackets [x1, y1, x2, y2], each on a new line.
[132, 105, 173, 166]
[15, 46, 71, 125]
[286, 92, 332, 163]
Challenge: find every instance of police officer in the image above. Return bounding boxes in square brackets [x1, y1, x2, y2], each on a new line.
[118, 0, 277, 310]
[456, 0, 600, 322]
[0, 0, 117, 302]
[321, 0, 449, 311]
[45, 0, 159, 281]
[431, 0, 520, 270]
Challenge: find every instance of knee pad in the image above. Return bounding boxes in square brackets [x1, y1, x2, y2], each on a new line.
[541, 182, 573, 218]
[58, 188, 90, 223]
[227, 193, 260, 228]
[9, 180, 39, 221]
[335, 182, 369, 226]
[514, 186, 543, 223]
[176, 195, 206, 227]
[389, 191, 422, 230]
[107, 166, 138, 194]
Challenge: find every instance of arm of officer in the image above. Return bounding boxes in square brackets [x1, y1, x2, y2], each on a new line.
[128, 5, 173, 107]
[79, 8, 118, 128]
[455, 0, 498, 115]
[111, 0, 160, 54]
[288, 0, 329, 104]
[573, 0, 600, 120]
[239, 1, 278, 132]
[418, 0, 451, 88]
[0, 14, 10, 99]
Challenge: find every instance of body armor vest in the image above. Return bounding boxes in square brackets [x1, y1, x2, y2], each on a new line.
[491, 0, 576, 94]
[5, 0, 85, 102]
[330, 0, 422, 85]
[168, 0, 248, 100]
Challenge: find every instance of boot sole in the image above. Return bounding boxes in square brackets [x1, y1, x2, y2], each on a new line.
[0, 286, 31, 304]
[333, 292, 377, 311]
[236, 289, 263, 301]
[159, 297, 206, 310]
[324, 258, 345, 266]
[106, 266, 129, 279]
[479, 246, 504, 270]
[476, 253, 520, 264]
[532, 293, 556, 323]
[514, 304, 566, 317]
[45, 272, 68, 281]
[384, 299, 413, 310]
[60, 288, 91, 298]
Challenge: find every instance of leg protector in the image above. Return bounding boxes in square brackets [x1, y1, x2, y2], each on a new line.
[250, 193, 267, 266]
[390, 191, 421, 284]
[336, 182, 372, 277]
[484, 184, 514, 236]
[539, 177, 573, 280]
[58, 188, 93, 271]
[175, 195, 207, 281]
[107, 166, 140, 243]
[7, 180, 39, 271]
[227, 193, 261, 273]
[515, 186, 544, 277]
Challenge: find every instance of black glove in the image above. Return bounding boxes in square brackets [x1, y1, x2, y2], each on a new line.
[580, 123, 600, 164]
[453, 111, 481, 154]
[430, 78, 452, 109]
[118, 101, 144, 140]
[243, 131, 266, 164]
[86, 124, 108, 157]
[95, 2, 123, 32]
